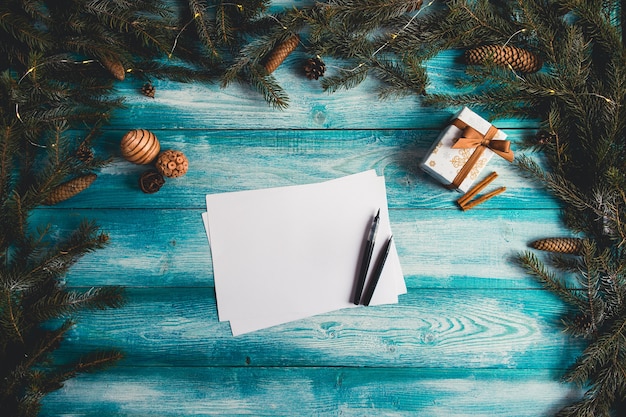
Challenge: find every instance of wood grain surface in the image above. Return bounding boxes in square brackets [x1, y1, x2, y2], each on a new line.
[37, 3, 583, 415]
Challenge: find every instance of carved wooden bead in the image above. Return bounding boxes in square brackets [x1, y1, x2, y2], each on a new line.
[155, 150, 188, 178]
[120, 129, 160, 164]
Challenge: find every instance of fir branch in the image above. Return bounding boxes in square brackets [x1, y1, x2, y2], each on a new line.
[517, 251, 583, 308]
[49, 350, 124, 389]
[188, 0, 219, 59]
[371, 57, 427, 98]
[516, 154, 590, 212]
[325, 0, 424, 31]
[248, 65, 289, 109]
[28, 286, 125, 322]
[216, 3, 235, 46]
[562, 0, 623, 59]
[0, 4, 52, 53]
[577, 241, 605, 333]
[563, 315, 626, 387]
[321, 64, 369, 93]
[2, 288, 25, 343]
[0, 122, 16, 208]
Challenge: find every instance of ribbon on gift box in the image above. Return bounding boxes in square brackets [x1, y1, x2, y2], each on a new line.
[446, 119, 514, 190]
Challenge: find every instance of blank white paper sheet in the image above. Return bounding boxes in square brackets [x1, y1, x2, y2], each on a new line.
[202, 170, 405, 335]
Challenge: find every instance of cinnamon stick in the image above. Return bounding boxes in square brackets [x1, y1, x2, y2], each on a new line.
[460, 186, 506, 211]
[456, 171, 498, 207]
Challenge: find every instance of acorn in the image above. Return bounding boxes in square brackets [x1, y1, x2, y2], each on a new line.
[120, 129, 160, 164]
[155, 150, 188, 178]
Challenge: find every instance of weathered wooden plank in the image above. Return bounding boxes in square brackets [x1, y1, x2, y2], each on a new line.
[55, 128, 556, 210]
[40, 367, 583, 417]
[111, 50, 539, 130]
[34, 208, 570, 289]
[52, 287, 583, 368]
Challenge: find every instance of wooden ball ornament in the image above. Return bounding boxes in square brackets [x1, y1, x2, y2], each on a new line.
[120, 129, 160, 164]
[155, 150, 188, 178]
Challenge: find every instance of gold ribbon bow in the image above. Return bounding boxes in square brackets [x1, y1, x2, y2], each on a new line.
[447, 119, 514, 189]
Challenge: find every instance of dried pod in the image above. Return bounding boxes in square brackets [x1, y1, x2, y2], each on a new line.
[43, 173, 97, 205]
[530, 237, 584, 254]
[120, 129, 160, 164]
[139, 169, 166, 194]
[264, 35, 300, 74]
[155, 150, 188, 178]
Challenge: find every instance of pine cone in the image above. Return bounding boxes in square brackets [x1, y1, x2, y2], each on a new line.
[139, 169, 165, 194]
[43, 173, 97, 205]
[529, 237, 584, 254]
[76, 144, 94, 163]
[571, 313, 595, 336]
[534, 130, 556, 145]
[304, 57, 326, 80]
[141, 82, 156, 98]
[264, 35, 300, 74]
[465, 45, 543, 73]
[100, 56, 126, 81]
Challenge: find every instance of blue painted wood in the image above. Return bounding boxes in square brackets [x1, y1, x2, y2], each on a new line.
[40, 368, 583, 417]
[36, 207, 569, 289]
[49, 128, 557, 210]
[49, 288, 583, 368]
[112, 51, 540, 131]
[36, 2, 586, 414]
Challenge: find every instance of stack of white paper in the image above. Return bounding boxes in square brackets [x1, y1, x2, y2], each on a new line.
[202, 170, 405, 336]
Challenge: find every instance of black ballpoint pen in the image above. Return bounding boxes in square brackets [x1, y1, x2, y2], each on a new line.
[353, 209, 380, 305]
[361, 235, 393, 306]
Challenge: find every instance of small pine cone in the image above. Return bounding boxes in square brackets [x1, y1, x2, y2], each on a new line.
[43, 173, 97, 205]
[465, 45, 543, 73]
[534, 130, 556, 145]
[571, 313, 595, 336]
[303, 57, 326, 80]
[100, 56, 126, 81]
[155, 150, 188, 178]
[76, 144, 94, 163]
[98, 232, 110, 245]
[530, 237, 584, 254]
[139, 169, 165, 194]
[404, 0, 423, 12]
[264, 35, 300, 74]
[141, 82, 156, 98]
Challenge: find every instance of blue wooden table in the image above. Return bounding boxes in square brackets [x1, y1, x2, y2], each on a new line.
[37, 22, 585, 416]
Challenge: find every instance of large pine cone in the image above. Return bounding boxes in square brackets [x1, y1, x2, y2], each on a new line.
[465, 45, 543, 73]
[529, 237, 584, 254]
[264, 35, 300, 74]
[43, 174, 97, 205]
[100, 55, 126, 81]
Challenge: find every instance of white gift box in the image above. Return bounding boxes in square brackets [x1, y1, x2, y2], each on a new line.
[420, 107, 508, 192]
